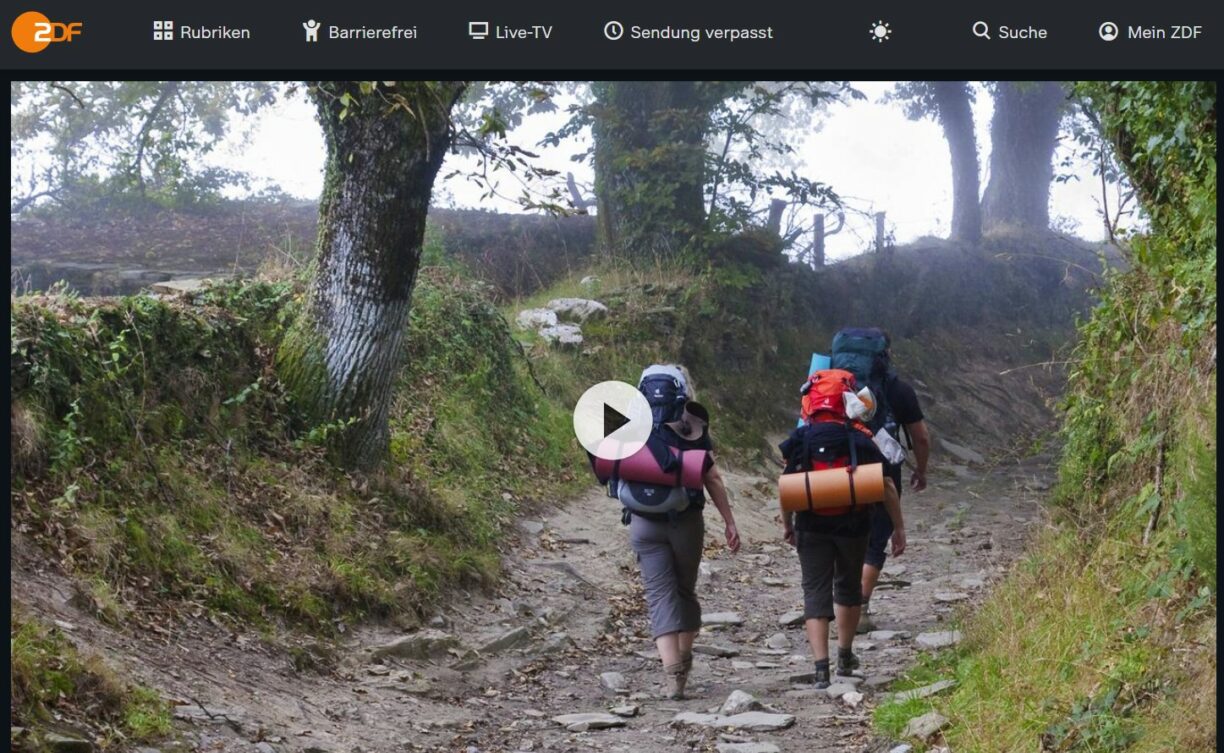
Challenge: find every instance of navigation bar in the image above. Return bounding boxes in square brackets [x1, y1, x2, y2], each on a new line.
[4, 4, 1219, 70]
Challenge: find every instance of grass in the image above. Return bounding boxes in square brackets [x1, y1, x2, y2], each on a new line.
[10, 274, 580, 636]
[10, 606, 172, 749]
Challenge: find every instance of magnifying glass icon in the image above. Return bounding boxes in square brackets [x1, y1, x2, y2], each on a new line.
[972, 21, 991, 39]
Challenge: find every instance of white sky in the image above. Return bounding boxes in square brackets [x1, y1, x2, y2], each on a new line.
[205, 81, 1127, 261]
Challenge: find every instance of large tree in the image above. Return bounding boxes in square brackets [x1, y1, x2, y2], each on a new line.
[980, 81, 1068, 232]
[585, 81, 848, 258]
[278, 81, 467, 470]
[891, 81, 982, 244]
[590, 82, 736, 257]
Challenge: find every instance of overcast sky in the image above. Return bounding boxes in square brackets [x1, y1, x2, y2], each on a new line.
[204, 81, 1128, 261]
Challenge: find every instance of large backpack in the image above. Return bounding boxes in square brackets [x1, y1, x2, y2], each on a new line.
[782, 422, 878, 517]
[638, 364, 689, 426]
[831, 328, 897, 438]
[616, 365, 696, 516]
[800, 368, 862, 426]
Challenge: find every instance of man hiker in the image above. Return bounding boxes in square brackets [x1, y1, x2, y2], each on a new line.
[850, 332, 930, 633]
[780, 368, 906, 688]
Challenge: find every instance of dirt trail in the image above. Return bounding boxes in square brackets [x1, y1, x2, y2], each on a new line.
[11, 452, 1054, 753]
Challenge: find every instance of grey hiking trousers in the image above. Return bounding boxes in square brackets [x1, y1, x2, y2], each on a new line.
[629, 511, 705, 638]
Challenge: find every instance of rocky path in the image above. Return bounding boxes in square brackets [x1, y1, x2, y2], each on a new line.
[11, 453, 1053, 753]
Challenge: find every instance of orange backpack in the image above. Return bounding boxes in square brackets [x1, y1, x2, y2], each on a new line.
[799, 369, 871, 434]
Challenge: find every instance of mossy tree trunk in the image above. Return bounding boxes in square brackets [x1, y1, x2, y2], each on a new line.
[591, 82, 732, 259]
[931, 81, 982, 244]
[981, 82, 1067, 232]
[280, 81, 466, 470]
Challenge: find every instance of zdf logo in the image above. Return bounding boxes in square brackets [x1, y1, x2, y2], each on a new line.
[12, 11, 82, 53]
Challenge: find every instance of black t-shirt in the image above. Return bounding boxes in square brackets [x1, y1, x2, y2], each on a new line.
[885, 377, 924, 427]
[882, 376, 924, 488]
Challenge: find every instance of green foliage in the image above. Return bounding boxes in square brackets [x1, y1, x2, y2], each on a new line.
[905, 79, 1217, 753]
[10, 607, 172, 749]
[11, 272, 578, 636]
[11, 81, 280, 213]
[1056, 82, 1216, 590]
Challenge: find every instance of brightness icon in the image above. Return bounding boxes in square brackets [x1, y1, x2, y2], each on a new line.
[870, 20, 891, 42]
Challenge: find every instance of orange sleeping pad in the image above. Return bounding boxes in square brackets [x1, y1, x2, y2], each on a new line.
[778, 462, 886, 513]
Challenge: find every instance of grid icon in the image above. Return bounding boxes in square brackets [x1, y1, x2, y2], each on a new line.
[152, 20, 174, 41]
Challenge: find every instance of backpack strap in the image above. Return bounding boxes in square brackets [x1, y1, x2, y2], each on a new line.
[845, 422, 859, 510]
[803, 466, 815, 513]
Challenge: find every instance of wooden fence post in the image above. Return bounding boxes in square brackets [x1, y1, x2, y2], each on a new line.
[766, 199, 787, 235]
[812, 213, 825, 268]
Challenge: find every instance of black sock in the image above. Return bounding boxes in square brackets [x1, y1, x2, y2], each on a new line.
[838, 647, 855, 661]
[814, 658, 830, 672]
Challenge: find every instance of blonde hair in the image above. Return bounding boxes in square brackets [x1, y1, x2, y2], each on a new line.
[674, 364, 696, 400]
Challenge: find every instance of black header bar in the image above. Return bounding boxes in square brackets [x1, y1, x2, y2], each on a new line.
[4, 3, 1221, 72]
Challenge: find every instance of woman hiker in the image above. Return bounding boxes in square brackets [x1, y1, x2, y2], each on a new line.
[620, 365, 741, 699]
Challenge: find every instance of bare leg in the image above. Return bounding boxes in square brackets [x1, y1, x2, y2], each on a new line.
[678, 629, 698, 654]
[805, 617, 830, 661]
[861, 563, 882, 604]
[655, 632, 681, 666]
[834, 603, 860, 650]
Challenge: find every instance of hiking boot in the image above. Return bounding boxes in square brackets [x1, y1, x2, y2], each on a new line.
[812, 663, 831, 689]
[664, 660, 689, 700]
[855, 612, 877, 634]
[837, 650, 860, 677]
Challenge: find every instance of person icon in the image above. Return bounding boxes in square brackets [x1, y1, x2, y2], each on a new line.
[303, 19, 320, 43]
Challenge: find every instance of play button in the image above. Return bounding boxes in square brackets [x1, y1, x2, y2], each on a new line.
[573, 381, 653, 460]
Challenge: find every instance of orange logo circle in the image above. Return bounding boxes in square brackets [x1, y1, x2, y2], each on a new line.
[12, 11, 51, 53]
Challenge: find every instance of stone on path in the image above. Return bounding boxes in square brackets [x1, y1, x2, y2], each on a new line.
[546, 298, 609, 323]
[479, 626, 530, 654]
[777, 610, 805, 628]
[902, 710, 950, 741]
[765, 632, 789, 650]
[732, 660, 755, 670]
[842, 690, 864, 708]
[371, 629, 460, 660]
[703, 612, 745, 626]
[716, 744, 781, 753]
[939, 438, 985, 464]
[518, 520, 545, 535]
[516, 308, 558, 331]
[693, 643, 740, 657]
[888, 745, 914, 753]
[610, 704, 640, 717]
[915, 631, 963, 650]
[934, 592, 969, 603]
[826, 682, 857, 699]
[600, 671, 628, 693]
[959, 577, 986, 589]
[888, 679, 957, 703]
[719, 690, 763, 715]
[867, 630, 910, 641]
[552, 713, 627, 732]
[44, 733, 93, 753]
[761, 577, 787, 587]
[754, 661, 782, 669]
[673, 711, 795, 732]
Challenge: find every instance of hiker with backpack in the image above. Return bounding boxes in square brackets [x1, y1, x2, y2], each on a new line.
[828, 328, 931, 633]
[602, 365, 741, 700]
[779, 366, 906, 688]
